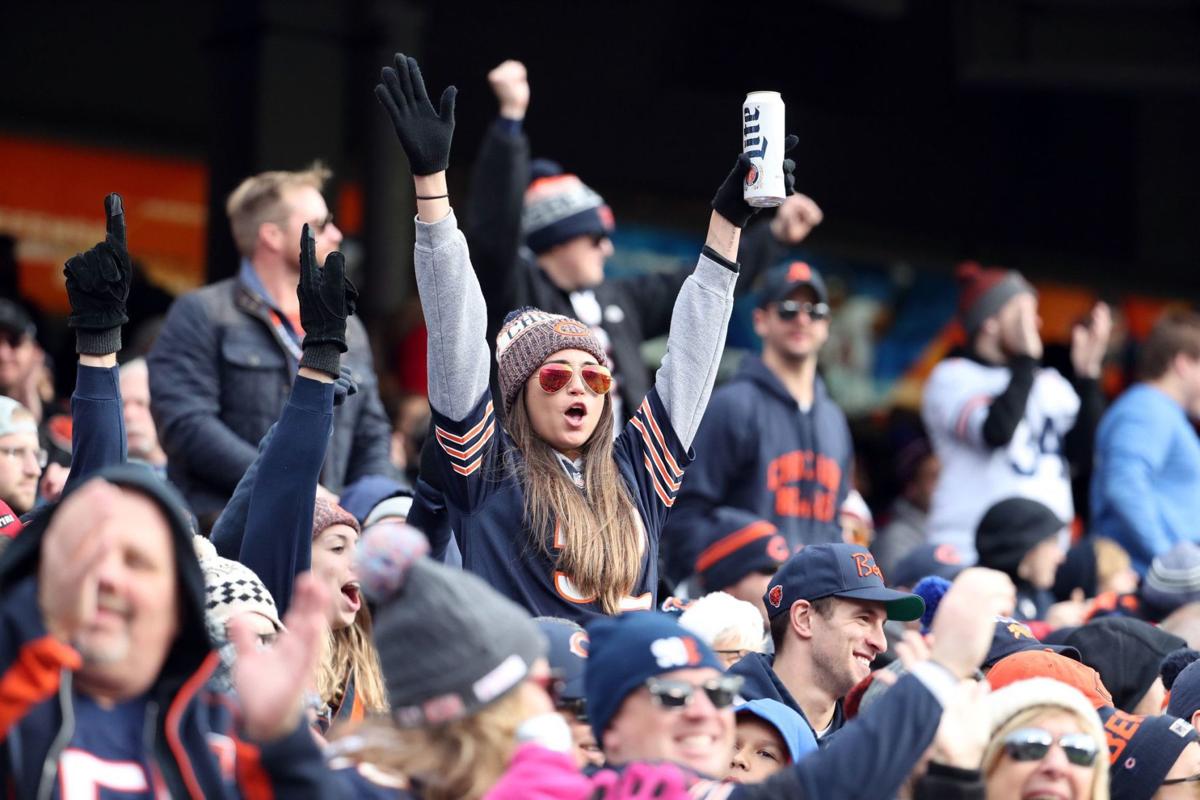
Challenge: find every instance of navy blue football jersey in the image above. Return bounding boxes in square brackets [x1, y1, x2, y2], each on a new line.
[430, 388, 691, 622]
[53, 695, 158, 799]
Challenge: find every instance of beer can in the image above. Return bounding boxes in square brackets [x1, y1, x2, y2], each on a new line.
[742, 91, 786, 208]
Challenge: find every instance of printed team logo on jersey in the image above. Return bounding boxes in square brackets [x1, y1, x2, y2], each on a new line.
[766, 450, 841, 521]
[851, 552, 883, 580]
[766, 534, 790, 563]
[650, 636, 703, 669]
[768, 584, 784, 609]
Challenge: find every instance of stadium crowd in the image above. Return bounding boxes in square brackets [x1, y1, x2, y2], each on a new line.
[4, 53, 1200, 800]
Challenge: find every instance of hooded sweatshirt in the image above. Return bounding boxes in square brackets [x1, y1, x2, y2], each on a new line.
[0, 464, 334, 799]
[663, 356, 853, 583]
[729, 652, 846, 746]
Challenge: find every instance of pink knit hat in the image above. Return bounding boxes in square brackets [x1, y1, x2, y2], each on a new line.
[312, 497, 360, 539]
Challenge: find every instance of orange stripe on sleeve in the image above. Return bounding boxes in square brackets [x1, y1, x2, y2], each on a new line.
[436, 420, 495, 461]
[434, 402, 494, 446]
[639, 400, 684, 479]
[0, 635, 80, 739]
[233, 738, 274, 800]
[630, 417, 681, 492]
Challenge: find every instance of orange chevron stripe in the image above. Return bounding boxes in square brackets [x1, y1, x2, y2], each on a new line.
[639, 399, 684, 479]
[437, 420, 495, 461]
[630, 416, 681, 492]
[643, 454, 675, 507]
[434, 402, 494, 445]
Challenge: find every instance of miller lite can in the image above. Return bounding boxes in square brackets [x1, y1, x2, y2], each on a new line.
[742, 91, 786, 208]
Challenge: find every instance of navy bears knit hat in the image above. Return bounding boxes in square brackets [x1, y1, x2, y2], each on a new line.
[585, 612, 725, 742]
[1099, 707, 1199, 800]
[535, 617, 589, 701]
[522, 172, 614, 255]
[695, 508, 790, 593]
[1167, 659, 1200, 724]
[758, 260, 829, 308]
[764, 543, 924, 622]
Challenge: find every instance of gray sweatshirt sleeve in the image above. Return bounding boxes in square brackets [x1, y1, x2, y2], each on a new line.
[414, 210, 492, 421]
[654, 249, 737, 449]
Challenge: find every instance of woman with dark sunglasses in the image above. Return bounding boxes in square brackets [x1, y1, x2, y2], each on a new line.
[374, 52, 794, 622]
[980, 678, 1108, 800]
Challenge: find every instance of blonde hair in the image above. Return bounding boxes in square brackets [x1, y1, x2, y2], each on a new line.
[679, 592, 766, 652]
[1093, 537, 1132, 590]
[225, 162, 331, 258]
[983, 706, 1108, 800]
[318, 605, 388, 716]
[506, 389, 642, 614]
[332, 686, 527, 800]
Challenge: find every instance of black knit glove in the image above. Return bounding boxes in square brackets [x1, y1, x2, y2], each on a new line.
[374, 53, 457, 176]
[711, 134, 799, 229]
[63, 194, 132, 354]
[297, 224, 358, 378]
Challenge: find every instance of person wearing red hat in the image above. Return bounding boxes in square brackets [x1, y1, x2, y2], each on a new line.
[921, 261, 1110, 562]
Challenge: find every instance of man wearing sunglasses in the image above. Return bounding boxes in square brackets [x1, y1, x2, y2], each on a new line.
[582, 568, 1013, 797]
[149, 164, 396, 527]
[664, 260, 852, 584]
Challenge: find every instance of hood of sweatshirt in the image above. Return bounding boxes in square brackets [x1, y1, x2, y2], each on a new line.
[0, 463, 214, 700]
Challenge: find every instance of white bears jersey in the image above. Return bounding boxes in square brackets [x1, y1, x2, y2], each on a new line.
[921, 357, 1080, 561]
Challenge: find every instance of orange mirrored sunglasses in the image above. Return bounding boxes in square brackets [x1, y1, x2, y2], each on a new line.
[537, 363, 613, 395]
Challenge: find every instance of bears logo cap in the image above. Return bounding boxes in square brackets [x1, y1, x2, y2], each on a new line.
[764, 543, 924, 622]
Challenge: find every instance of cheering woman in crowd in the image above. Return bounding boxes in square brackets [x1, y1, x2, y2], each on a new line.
[374, 53, 796, 621]
[211, 224, 388, 729]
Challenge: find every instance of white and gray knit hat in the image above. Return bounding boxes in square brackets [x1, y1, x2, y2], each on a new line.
[192, 535, 284, 633]
[1142, 542, 1200, 617]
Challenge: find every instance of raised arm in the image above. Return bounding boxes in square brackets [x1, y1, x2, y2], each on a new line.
[376, 53, 491, 421]
[61, 194, 133, 494]
[654, 140, 797, 448]
[237, 226, 352, 612]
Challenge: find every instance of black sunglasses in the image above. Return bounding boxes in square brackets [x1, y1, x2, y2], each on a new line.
[557, 696, 588, 723]
[645, 675, 743, 710]
[1003, 728, 1098, 767]
[776, 300, 830, 322]
[1162, 772, 1200, 786]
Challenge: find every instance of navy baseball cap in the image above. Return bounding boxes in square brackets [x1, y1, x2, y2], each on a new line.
[764, 543, 924, 622]
[889, 543, 967, 589]
[984, 616, 1081, 668]
[758, 260, 829, 308]
[535, 617, 588, 701]
[695, 508, 790, 593]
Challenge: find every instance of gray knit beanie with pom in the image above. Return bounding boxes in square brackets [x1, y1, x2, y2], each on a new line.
[356, 522, 546, 727]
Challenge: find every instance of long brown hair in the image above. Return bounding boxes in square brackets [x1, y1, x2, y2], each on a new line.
[506, 388, 642, 613]
[332, 686, 527, 800]
[319, 605, 388, 715]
